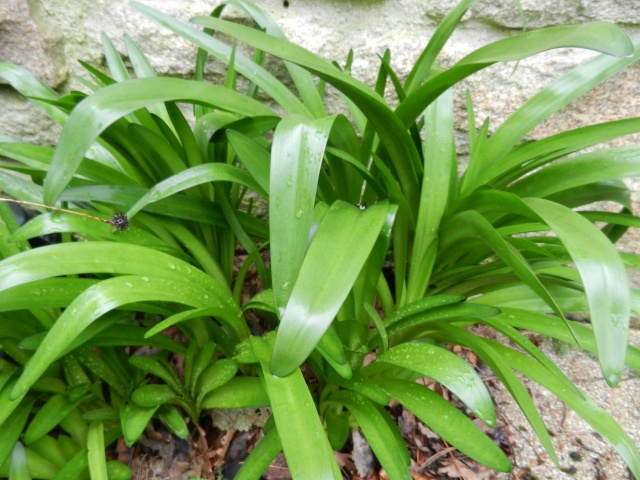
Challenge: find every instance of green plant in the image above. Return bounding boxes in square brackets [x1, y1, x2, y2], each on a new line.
[1, 0, 640, 478]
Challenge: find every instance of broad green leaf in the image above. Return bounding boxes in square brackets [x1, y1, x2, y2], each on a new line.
[227, 130, 271, 195]
[271, 201, 396, 377]
[508, 146, 640, 199]
[476, 117, 640, 187]
[433, 323, 560, 465]
[396, 27, 637, 135]
[23, 395, 85, 445]
[200, 377, 269, 408]
[0, 398, 34, 470]
[380, 379, 511, 472]
[235, 428, 282, 480]
[386, 302, 500, 345]
[131, 385, 177, 408]
[465, 33, 640, 192]
[123, 34, 176, 130]
[327, 391, 411, 479]
[158, 405, 189, 439]
[27, 436, 67, 469]
[252, 337, 341, 480]
[0, 242, 238, 311]
[128, 355, 183, 394]
[0, 63, 64, 125]
[43, 77, 275, 205]
[187, 341, 217, 394]
[269, 115, 337, 312]
[0, 278, 98, 312]
[121, 404, 157, 447]
[404, 0, 478, 93]
[227, 0, 326, 117]
[460, 22, 633, 67]
[408, 88, 456, 302]
[524, 198, 629, 386]
[363, 342, 496, 427]
[195, 359, 238, 405]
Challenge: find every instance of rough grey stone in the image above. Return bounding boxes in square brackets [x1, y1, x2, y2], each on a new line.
[0, 0, 60, 86]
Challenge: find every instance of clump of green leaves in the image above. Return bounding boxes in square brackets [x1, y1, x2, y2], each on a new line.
[1, 0, 640, 478]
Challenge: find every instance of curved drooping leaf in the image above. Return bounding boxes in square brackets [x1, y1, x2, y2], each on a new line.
[126, 162, 268, 219]
[0, 242, 237, 304]
[43, 77, 275, 205]
[397, 24, 636, 135]
[11, 274, 226, 400]
[507, 146, 640, 199]
[226, 0, 326, 118]
[380, 379, 511, 472]
[130, 1, 311, 117]
[363, 342, 496, 427]
[270, 201, 396, 377]
[523, 198, 629, 386]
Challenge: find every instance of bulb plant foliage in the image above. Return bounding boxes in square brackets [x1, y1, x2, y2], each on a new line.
[1, 0, 640, 478]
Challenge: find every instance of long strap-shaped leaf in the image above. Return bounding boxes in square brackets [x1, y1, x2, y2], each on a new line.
[252, 336, 341, 480]
[464, 33, 640, 193]
[362, 342, 496, 427]
[189, 15, 422, 212]
[130, 1, 311, 118]
[523, 198, 629, 386]
[396, 23, 634, 132]
[271, 200, 396, 377]
[269, 115, 337, 313]
[43, 77, 275, 205]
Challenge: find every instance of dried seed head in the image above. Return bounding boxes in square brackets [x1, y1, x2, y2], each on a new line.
[109, 212, 130, 230]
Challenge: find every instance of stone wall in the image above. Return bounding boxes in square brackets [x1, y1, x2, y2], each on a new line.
[1, 0, 639, 145]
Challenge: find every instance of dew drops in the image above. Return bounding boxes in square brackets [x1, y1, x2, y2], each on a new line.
[280, 281, 291, 291]
[140, 277, 149, 282]
[295, 210, 304, 218]
[31, 289, 42, 297]
[124, 282, 133, 288]
[168, 262, 177, 270]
